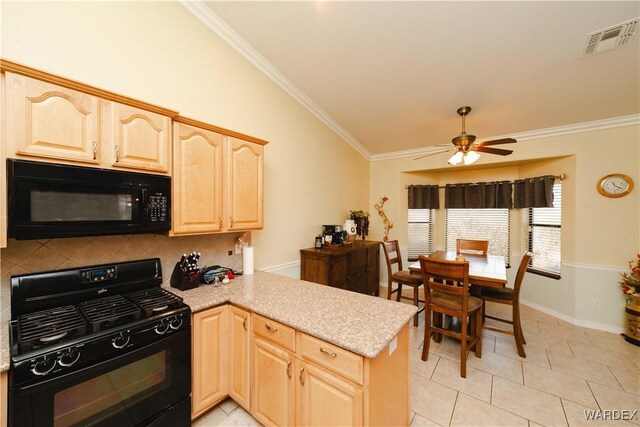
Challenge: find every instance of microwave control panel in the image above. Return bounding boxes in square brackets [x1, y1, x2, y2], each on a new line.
[148, 195, 168, 223]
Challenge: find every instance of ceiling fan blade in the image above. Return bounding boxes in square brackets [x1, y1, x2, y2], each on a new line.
[474, 146, 513, 156]
[476, 138, 517, 146]
[414, 148, 453, 160]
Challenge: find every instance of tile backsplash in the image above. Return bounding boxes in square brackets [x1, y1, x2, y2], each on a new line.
[0, 233, 247, 320]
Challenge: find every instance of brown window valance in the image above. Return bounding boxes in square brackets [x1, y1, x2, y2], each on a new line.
[445, 181, 513, 209]
[513, 175, 555, 208]
[407, 185, 440, 209]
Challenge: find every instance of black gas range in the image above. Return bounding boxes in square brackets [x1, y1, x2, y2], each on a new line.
[8, 258, 191, 427]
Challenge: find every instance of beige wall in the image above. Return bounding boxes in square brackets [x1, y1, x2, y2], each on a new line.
[0, 1, 370, 270]
[1, 2, 639, 330]
[370, 125, 639, 329]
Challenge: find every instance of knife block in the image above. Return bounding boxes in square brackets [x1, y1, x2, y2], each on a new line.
[170, 262, 199, 291]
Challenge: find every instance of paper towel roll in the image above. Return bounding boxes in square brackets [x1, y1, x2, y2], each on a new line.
[243, 246, 254, 275]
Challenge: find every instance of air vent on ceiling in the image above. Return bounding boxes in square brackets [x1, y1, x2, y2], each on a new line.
[583, 18, 638, 56]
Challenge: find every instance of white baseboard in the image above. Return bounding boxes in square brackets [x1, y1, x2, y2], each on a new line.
[379, 282, 624, 334]
[260, 260, 301, 279]
[519, 298, 623, 334]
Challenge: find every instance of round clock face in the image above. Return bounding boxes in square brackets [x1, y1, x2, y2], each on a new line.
[598, 174, 633, 198]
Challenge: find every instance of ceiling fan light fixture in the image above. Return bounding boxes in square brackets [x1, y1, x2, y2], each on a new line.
[463, 151, 480, 165]
[448, 151, 464, 165]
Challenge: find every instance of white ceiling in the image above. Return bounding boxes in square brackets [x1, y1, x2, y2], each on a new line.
[196, 1, 639, 158]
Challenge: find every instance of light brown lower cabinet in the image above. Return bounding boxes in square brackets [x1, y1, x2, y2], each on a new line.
[191, 304, 410, 426]
[191, 305, 228, 419]
[228, 305, 251, 411]
[251, 337, 295, 427]
[296, 360, 363, 426]
[0, 370, 6, 427]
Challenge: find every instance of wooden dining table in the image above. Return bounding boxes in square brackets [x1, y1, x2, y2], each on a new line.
[408, 250, 508, 289]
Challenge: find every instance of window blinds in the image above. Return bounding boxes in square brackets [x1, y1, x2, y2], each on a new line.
[528, 182, 562, 276]
[407, 209, 434, 261]
[445, 208, 511, 265]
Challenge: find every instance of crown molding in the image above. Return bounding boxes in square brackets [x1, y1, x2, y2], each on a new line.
[372, 114, 640, 161]
[180, 0, 371, 160]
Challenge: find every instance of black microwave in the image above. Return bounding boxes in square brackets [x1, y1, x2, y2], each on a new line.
[7, 159, 171, 239]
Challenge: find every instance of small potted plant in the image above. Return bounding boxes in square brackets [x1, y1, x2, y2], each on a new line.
[620, 252, 640, 304]
[349, 210, 370, 240]
[621, 252, 640, 346]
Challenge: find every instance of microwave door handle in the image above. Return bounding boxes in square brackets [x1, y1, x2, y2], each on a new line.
[140, 188, 148, 223]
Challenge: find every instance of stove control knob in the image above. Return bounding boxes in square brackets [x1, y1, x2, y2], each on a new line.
[112, 333, 130, 349]
[58, 347, 81, 367]
[155, 319, 169, 335]
[169, 315, 183, 330]
[32, 356, 56, 376]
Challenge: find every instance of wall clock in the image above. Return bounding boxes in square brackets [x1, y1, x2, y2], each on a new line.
[597, 174, 634, 198]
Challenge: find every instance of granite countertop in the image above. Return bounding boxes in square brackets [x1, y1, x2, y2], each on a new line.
[166, 271, 417, 359]
[0, 271, 417, 372]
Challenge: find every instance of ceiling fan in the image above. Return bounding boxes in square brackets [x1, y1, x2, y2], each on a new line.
[415, 106, 516, 165]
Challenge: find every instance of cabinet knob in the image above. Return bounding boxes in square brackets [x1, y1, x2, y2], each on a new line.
[219, 216, 223, 226]
[115, 145, 120, 162]
[286, 360, 292, 378]
[242, 316, 247, 331]
[92, 141, 97, 160]
[229, 216, 234, 227]
[299, 367, 305, 385]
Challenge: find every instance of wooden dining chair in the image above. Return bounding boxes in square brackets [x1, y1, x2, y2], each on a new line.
[382, 240, 424, 326]
[456, 239, 489, 256]
[480, 252, 532, 358]
[419, 256, 483, 378]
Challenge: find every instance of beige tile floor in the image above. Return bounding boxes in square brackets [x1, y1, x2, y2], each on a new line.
[193, 300, 640, 427]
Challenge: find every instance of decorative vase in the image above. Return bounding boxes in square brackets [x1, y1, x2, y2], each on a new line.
[623, 295, 640, 346]
[343, 219, 357, 244]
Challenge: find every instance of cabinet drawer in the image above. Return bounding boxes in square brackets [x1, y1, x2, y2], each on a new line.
[299, 333, 363, 385]
[252, 314, 296, 352]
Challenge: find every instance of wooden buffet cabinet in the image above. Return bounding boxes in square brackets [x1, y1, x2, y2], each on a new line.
[191, 304, 410, 426]
[300, 240, 381, 296]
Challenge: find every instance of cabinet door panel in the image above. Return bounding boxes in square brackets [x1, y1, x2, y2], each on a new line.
[172, 123, 223, 234]
[111, 103, 170, 173]
[329, 254, 349, 289]
[5, 72, 99, 164]
[252, 337, 294, 427]
[228, 306, 250, 410]
[192, 306, 227, 418]
[297, 361, 363, 427]
[227, 137, 263, 230]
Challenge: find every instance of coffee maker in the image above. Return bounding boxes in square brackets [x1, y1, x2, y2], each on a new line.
[322, 225, 344, 245]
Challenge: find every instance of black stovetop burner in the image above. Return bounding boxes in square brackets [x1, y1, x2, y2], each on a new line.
[16, 305, 87, 353]
[9, 258, 187, 358]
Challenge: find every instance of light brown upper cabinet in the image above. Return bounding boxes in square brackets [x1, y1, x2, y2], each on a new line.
[108, 102, 171, 173]
[171, 117, 267, 236]
[4, 72, 101, 164]
[172, 122, 224, 234]
[226, 137, 264, 231]
[1, 61, 177, 175]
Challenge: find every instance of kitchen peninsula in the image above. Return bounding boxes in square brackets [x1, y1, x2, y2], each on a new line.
[168, 271, 417, 426]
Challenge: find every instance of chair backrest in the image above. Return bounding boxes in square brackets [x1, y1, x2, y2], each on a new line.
[419, 256, 470, 312]
[513, 251, 532, 298]
[381, 240, 403, 279]
[456, 239, 489, 256]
